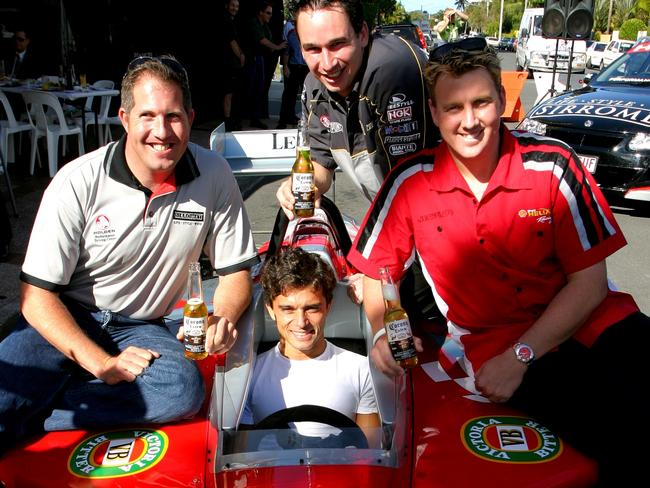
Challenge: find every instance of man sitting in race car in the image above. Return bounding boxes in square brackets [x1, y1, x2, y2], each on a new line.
[241, 247, 380, 447]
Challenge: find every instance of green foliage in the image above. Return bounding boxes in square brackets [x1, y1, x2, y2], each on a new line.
[620, 18, 649, 40]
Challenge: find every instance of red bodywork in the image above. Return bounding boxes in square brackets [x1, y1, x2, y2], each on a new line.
[0, 211, 598, 487]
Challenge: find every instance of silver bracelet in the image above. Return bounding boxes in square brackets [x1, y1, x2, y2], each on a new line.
[372, 328, 387, 346]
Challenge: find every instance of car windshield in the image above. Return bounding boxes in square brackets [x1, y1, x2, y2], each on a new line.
[592, 47, 650, 85]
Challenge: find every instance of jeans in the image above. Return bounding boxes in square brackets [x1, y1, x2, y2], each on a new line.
[0, 300, 204, 455]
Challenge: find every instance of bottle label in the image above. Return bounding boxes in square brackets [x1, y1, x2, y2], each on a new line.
[292, 173, 313, 193]
[292, 173, 314, 211]
[184, 316, 207, 353]
[386, 318, 417, 362]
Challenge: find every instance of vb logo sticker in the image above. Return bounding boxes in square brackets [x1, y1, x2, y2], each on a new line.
[462, 416, 562, 463]
[68, 429, 168, 478]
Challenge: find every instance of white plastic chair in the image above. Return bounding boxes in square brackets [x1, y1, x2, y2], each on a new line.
[22, 91, 85, 177]
[0, 89, 36, 167]
[74, 79, 117, 145]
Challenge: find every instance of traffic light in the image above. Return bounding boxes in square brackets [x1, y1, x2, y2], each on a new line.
[542, 0, 594, 39]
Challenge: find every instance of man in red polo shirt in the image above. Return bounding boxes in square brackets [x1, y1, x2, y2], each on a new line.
[347, 37, 649, 484]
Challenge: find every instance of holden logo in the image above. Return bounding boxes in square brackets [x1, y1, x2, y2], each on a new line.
[584, 120, 593, 127]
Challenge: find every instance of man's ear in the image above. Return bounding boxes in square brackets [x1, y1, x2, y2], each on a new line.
[498, 84, 506, 117]
[265, 303, 276, 321]
[359, 21, 369, 48]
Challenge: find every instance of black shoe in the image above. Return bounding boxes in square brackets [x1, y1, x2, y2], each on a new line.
[250, 119, 268, 130]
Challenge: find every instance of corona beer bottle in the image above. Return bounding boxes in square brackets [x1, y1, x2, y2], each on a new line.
[379, 266, 418, 368]
[183, 261, 208, 360]
[291, 120, 315, 217]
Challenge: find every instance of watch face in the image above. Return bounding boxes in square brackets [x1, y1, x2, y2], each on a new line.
[515, 343, 534, 363]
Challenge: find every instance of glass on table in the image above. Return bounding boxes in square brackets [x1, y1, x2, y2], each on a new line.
[79, 73, 87, 89]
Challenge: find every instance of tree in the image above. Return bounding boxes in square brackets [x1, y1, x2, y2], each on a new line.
[620, 17, 648, 39]
[612, 0, 639, 30]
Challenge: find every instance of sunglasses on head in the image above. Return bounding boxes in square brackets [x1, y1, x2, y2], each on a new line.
[429, 37, 488, 62]
[125, 55, 188, 81]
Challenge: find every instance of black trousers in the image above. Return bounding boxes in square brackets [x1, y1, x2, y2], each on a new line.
[508, 311, 650, 486]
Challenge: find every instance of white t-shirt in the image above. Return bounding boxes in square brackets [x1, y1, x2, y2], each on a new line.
[242, 341, 377, 438]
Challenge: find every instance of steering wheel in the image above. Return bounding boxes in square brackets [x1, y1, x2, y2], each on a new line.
[251, 404, 368, 449]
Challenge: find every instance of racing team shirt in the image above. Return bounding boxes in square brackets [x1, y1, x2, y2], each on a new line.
[21, 137, 258, 320]
[302, 33, 437, 202]
[348, 127, 639, 370]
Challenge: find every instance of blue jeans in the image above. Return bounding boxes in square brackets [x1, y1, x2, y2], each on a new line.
[0, 300, 204, 455]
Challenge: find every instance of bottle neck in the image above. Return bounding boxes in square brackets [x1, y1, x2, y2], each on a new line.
[384, 297, 401, 311]
[188, 269, 203, 302]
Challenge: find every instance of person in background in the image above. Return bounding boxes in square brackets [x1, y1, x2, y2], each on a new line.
[7, 28, 40, 80]
[241, 247, 379, 447]
[221, 0, 245, 131]
[276, 14, 308, 130]
[242, 0, 286, 129]
[347, 37, 650, 485]
[0, 55, 258, 456]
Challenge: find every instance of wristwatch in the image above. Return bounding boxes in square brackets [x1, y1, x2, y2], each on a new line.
[513, 342, 535, 365]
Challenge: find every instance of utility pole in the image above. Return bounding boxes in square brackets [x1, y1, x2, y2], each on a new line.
[606, 0, 613, 34]
[498, 0, 504, 40]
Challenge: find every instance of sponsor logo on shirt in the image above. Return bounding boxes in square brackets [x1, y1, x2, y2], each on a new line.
[518, 208, 552, 224]
[462, 416, 562, 463]
[387, 106, 412, 123]
[389, 143, 417, 155]
[385, 133, 421, 143]
[384, 121, 418, 135]
[418, 209, 454, 222]
[93, 215, 116, 243]
[388, 93, 415, 110]
[319, 114, 343, 133]
[173, 210, 205, 226]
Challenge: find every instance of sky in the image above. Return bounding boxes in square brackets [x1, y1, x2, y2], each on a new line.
[400, 0, 455, 16]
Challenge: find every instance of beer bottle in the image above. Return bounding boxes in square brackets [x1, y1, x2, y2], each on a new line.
[291, 120, 315, 217]
[379, 266, 418, 368]
[183, 261, 208, 360]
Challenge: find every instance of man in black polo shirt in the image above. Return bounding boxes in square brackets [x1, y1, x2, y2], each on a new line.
[276, 0, 438, 320]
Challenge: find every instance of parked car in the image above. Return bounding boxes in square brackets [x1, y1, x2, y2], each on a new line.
[498, 37, 515, 52]
[600, 39, 634, 69]
[486, 36, 499, 48]
[374, 23, 427, 52]
[585, 41, 607, 69]
[519, 41, 650, 206]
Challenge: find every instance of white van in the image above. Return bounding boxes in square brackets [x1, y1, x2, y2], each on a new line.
[515, 8, 587, 75]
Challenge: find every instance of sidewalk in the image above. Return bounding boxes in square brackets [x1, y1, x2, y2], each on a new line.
[0, 79, 291, 333]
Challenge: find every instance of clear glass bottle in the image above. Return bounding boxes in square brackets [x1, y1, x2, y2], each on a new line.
[183, 261, 208, 360]
[379, 266, 418, 368]
[291, 119, 315, 217]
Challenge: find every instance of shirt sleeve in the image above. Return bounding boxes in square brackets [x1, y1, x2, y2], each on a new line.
[21, 169, 86, 289]
[356, 358, 378, 414]
[302, 76, 337, 171]
[202, 154, 258, 275]
[550, 147, 627, 275]
[347, 168, 416, 281]
[371, 37, 435, 167]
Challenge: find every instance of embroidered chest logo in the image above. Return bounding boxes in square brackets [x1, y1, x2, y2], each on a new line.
[518, 208, 552, 224]
[93, 215, 116, 243]
[173, 210, 204, 226]
[68, 429, 169, 479]
[462, 416, 562, 463]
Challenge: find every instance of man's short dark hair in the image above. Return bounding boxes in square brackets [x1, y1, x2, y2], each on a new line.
[261, 247, 337, 306]
[293, 0, 365, 34]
